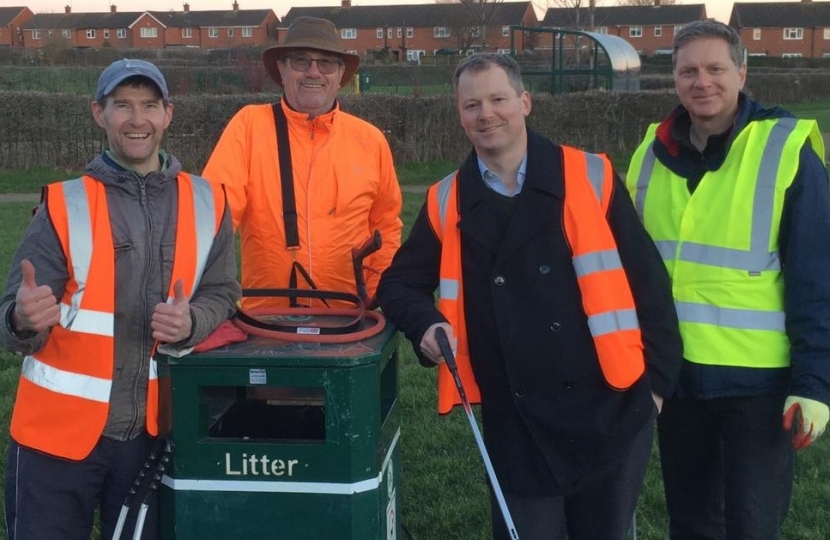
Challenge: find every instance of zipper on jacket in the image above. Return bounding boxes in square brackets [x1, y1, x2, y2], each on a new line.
[127, 176, 153, 437]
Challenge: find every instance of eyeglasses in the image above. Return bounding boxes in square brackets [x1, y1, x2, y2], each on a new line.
[284, 55, 343, 75]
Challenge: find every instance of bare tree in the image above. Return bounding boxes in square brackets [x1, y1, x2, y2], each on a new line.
[437, 0, 506, 53]
[548, 0, 602, 31]
[617, 0, 677, 5]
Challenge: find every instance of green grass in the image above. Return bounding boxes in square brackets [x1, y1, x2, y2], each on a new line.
[783, 100, 830, 133]
[1, 193, 830, 539]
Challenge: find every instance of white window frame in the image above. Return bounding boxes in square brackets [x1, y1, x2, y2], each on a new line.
[227, 28, 234, 38]
[674, 25, 683, 35]
[376, 27, 383, 39]
[502, 25, 510, 37]
[597, 26, 608, 35]
[629, 26, 642, 38]
[406, 27, 413, 38]
[32, 29, 42, 40]
[782, 53, 803, 58]
[434, 27, 450, 38]
[387, 27, 393, 38]
[208, 27, 218, 38]
[182, 27, 192, 38]
[62, 29, 71, 39]
[497, 48, 513, 54]
[140, 27, 157, 38]
[86, 29, 96, 39]
[654, 26, 662, 37]
[783, 28, 803, 40]
[103, 29, 109, 39]
[341, 28, 357, 39]
[824, 28, 830, 40]
[397, 27, 402, 38]
[242, 27, 252, 38]
[407, 49, 425, 62]
[753, 28, 761, 41]
[117, 28, 126, 39]
[471, 26, 484, 39]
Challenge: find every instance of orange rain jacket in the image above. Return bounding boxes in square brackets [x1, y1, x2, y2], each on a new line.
[203, 100, 403, 309]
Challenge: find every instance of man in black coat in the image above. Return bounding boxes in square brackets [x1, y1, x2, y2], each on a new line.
[377, 53, 683, 540]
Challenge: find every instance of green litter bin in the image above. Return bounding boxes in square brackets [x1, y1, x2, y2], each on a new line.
[158, 324, 401, 539]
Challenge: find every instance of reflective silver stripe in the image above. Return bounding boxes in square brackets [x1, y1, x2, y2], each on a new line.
[633, 145, 657, 220]
[21, 355, 111, 403]
[162, 428, 401, 495]
[168, 176, 217, 303]
[440, 278, 459, 301]
[59, 304, 114, 337]
[675, 301, 785, 331]
[435, 171, 456, 232]
[588, 309, 640, 337]
[149, 358, 158, 381]
[60, 179, 94, 330]
[679, 242, 780, 272]
[655, 240, 678, 262]
[572, 249, 622, 278]
[584, 152, 605, 203]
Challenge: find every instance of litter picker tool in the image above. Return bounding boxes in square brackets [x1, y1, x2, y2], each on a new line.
[435, 327, 520, 540]
[111, 437, 174, 540]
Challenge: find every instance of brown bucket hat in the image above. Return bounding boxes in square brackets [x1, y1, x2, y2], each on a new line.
[263, 17, 360, 87]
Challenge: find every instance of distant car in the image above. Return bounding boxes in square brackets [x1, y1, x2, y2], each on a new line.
[434, 48, 458, 56]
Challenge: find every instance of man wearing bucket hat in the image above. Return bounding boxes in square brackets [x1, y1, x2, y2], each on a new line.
[203, 16, 402, 310]
[0, 58, 240, 539]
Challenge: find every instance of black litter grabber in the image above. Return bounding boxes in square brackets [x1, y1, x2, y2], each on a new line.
[435, 327, 520, 540]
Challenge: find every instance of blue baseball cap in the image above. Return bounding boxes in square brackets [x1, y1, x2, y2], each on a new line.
[95, 59, 170, 104]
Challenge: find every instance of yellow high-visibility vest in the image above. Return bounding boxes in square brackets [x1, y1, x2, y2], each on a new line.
[626, 117, 823, 368]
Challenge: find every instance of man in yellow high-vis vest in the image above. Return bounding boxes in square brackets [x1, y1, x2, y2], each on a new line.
[0, 59, 240, 540]
[626, 20, 830, 539]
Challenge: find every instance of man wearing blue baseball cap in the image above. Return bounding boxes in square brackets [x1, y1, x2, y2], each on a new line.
[0, 58, 240, 539]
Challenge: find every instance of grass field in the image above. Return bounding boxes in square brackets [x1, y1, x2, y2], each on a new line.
[1, 100, 830, 539]
[1, 192, 830, 539]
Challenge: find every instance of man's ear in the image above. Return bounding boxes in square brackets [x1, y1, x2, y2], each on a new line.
[91, 101, 106, 129]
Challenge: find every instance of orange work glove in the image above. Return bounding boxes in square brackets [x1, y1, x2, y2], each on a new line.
[782, 395, 830, 450]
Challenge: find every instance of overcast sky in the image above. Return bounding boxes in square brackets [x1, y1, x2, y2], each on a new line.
[9, 0, 807, 26]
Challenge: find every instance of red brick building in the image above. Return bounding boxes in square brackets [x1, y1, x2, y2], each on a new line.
[0, 6, 33, 48]
[19, 3, 277, 50]
[542, 3, 707, 57]
[281, 1, 538, 63]
[730, 0, 830, 58]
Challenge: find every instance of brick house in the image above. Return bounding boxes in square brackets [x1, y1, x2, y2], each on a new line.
[0, 6, 33, 48]
[148, 3, 278, 49]
[542, 3, 707, 56]
[730, 0, 830, 58]
[20, 3, 276, 50]
[21, 7, 144, 49]
[281, 1, 538, 63]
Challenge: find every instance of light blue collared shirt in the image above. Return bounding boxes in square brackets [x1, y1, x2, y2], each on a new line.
[478, 155, 528, 197]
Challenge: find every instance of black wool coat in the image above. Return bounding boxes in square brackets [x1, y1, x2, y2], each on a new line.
[378, 129, 683, 495]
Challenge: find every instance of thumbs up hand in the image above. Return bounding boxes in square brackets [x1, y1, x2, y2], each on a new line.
[151, 279, 192, 344]
[12, 259, 61, 334]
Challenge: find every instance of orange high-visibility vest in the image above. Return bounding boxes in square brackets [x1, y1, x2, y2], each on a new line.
[10, 173, 224, 460]
[427, 147, 645, 414]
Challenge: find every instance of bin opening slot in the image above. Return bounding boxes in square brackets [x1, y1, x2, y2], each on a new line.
[201, 386, 325, 442]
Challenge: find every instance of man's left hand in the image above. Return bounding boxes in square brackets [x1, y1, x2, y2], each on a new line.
[151, 279, 192, 344]
[782, 395, 830, 450]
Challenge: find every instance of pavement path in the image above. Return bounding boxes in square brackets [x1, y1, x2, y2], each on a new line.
[0, 193, 39, 203]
